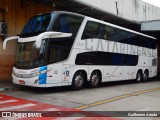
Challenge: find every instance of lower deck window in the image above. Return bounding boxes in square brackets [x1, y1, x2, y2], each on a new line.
[75, 52, 138, 66]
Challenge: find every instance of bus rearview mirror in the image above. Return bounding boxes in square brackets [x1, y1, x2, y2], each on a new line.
[3, 36, 19, 50]
[35, 32, 72, 48]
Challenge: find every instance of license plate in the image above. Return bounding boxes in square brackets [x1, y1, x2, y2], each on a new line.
[19, 80, 25, 85]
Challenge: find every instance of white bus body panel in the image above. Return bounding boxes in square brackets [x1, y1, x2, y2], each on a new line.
[9, 13, 158, 88]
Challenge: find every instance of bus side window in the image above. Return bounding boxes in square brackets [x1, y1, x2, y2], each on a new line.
[82, 21, 102, 40]
[138, 35, 146, 48]
[48, 46, 62, 64]
[146, 39, 152, 48]
[41, 15, 51, 30]
[146, 38, 156, 49]
[53, 14, 83, 39]
[126, 55, 138, 66]
[114, 29, 129, 43]
[59, 15, 69, 33]
[130, 34, 138, 46]
[112, 54, 124, 65]
[103, 25, 113, 40]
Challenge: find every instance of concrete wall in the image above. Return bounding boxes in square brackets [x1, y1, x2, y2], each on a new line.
[75, 0, 160, 21]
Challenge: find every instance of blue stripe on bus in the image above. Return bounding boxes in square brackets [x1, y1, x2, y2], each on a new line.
[38, 66, 47, 84]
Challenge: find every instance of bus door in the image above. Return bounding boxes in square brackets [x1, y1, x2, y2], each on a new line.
[46, 64, 62, 84]
[104, 66, 123, 81]
[123, 55, 135, 80]
[123, 34, 138, 80]
[110, 54, 123, 81]
[46, 45, 63, 84]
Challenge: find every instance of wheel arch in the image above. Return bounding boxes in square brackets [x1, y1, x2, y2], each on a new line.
[144, 69, 149, 75]
[137, 69, 143, 74]
[144, 69, 149, 80]
[71, 69, 88, 83]
[90, 69, 102, 82]
[71, 69, 88, 90]
[135, 69, 143, 83]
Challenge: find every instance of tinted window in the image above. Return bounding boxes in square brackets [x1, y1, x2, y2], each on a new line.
[48, 46, 63, 63]
[138, 36, 146, 47]
[115, 29, 130, 43]
[53, 14, 84, 39]
[112, 54, 124, 65]
[75, 52, 112, 65]
[152, 58, 157, 66]
[129, 33, 138, 46]
[82, 21, 102, 39]
[75, 52, 138, 66]
[48, 38, 74, 64]
[126, 55, 138, 66]
[146, 38, 156, 49]
[103, 25, 114, 40]
[22, 14, 51, 34]
[82, 22, 156, 49]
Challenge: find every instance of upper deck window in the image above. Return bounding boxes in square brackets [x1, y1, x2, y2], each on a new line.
[52, 14, 84, 39]
[82, 21, 102, 39]
[22, 13, 51, 34]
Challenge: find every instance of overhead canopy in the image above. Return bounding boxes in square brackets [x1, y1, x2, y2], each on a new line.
[141, 20, 160, 39]
[22, 0, 160, 39]
[23, 0, 140, 31]
[141, 20, 160, 31]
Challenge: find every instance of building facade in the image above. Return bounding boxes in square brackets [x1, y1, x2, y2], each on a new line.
[76, 0, 160, 21]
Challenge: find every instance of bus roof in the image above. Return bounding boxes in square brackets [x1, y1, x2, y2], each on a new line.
[38, 11, 156, 40]
[84, 16, 156, 40]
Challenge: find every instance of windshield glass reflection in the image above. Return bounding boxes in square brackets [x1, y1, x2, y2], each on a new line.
[15, 41, 46, 68]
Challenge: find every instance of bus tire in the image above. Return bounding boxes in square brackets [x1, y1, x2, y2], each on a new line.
[71, 71, 85, 90]
[136, 70, 143, 83]
[143, 70, 149, 82]
[89, 71, 101, 88]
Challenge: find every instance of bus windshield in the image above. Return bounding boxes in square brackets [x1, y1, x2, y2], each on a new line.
[15, 13, 84, 68]
[15, 40, 46, 68]
[22, 13, 51, 35]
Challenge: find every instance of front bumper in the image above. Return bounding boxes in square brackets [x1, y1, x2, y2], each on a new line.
[12, 74, 46, 87]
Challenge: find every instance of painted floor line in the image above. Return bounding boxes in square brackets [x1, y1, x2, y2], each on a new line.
[0, 99, 18, 104]
[0, 94, 121, 120]
[76, 87, 160, 110]
[42, 108, 59, 111]
[0, 103, 36, 111]
[56, 117, 85, 120]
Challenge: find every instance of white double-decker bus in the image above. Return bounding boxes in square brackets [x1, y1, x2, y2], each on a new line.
[3, 11, 157, 90]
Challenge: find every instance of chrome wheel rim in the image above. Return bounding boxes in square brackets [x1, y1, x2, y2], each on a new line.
[143, 73, 148, 81]
[91, 74, 99, 86]
[137, 73, 141, 82]
[74, 75, 83, 87]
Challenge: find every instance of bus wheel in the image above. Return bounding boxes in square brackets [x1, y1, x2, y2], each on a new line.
[143, 71, 149, 82]
[89, 71, 101, 88]
[71, 71, 85, 90]
[136, 71, 142, 83]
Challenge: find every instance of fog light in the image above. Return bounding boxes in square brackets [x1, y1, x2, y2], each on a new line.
[34, 80, 39, 84]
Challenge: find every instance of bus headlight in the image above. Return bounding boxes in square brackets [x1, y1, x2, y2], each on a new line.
[34, 80, 39, 84]
[40, 70, 47, 74]
[32, 70, 47, 77]
[32, 68, 52, 78]
[31, 72, 40, 77]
